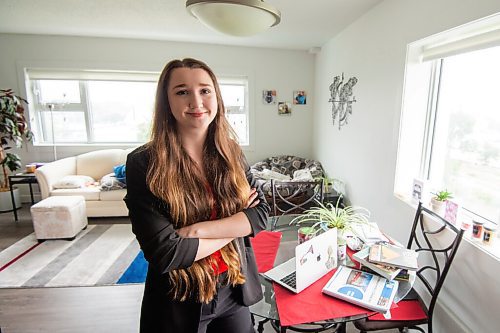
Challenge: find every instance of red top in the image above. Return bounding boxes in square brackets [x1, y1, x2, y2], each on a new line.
[206, 185, 228, 275]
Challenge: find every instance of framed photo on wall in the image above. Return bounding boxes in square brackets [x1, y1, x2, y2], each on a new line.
[293, 90, 307, 105]
[262, 90, 277, 104]
[278, 102, 291, 115]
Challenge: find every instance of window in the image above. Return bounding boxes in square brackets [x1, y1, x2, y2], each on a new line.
[427, 48, 500, 222]
[25, 70, 250, 146]
[219, 78, 249, 146]
[396, 18, 500, 224]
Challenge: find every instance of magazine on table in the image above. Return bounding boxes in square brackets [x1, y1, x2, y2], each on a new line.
[368, 243, 418, 271]
[322, 265, 399, 313]
[350, 222, 389, 245]
[352, 247, 402, 280]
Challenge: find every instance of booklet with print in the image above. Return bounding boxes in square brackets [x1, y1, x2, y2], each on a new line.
[322, 265, 399, 313]
[350, 222, 389, 245]
[352, 247, 402, 280]
[368, 243, 418, 271]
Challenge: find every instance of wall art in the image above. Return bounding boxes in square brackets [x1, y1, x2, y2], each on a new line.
[328, 73, 358, 129]
[293, 90, 307, 105]
[262, 90, 277, 104]
[278, 102, 291, 115]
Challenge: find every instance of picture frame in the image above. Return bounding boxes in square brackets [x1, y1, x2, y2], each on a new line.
[278, 102, 291, 115]
[411, 178, 424, 203]
[444, 200, 460, 224]
[293, 90, 307, 105]
[262, 90, 277, 104]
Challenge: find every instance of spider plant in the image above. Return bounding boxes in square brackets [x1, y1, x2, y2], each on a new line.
[290, 198, 370, 237]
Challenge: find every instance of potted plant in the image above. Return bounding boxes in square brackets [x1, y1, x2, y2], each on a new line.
[0, 89, 33, 210]
[291, 199, 370, 236]
[430, 189, 453, 214]
[290, 199, 370, 260]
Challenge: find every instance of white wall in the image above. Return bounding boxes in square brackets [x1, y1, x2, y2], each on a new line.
[0, 33, 315, 167]
[313, 0, 500, 332]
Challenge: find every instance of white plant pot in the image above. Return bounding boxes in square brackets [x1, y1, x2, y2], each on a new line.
[0, 188, 22, 212]
[430, 197, 445, 215]
[337, 228, 347, 262]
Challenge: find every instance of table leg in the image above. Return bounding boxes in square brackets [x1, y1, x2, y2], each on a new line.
[9, 181, 18, 222]
[337, 322, 346, 333]
[29, 183, 34, 204]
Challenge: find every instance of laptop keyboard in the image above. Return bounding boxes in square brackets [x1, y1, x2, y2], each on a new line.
[280, 271, 297, 289]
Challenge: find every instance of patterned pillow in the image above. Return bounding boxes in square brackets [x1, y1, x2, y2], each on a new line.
[100, 173, 126, 191]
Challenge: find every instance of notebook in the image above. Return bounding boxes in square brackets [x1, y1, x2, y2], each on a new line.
[262, 227, 338, 293]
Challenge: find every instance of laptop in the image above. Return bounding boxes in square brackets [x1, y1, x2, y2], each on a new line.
[262, 227, 338, 293]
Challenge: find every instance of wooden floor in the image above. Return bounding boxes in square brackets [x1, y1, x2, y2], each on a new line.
[0, 206, 396, 333]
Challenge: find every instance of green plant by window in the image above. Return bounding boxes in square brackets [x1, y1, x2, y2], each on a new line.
[0, 89, 33, 191]
[432, 189, 454, 202]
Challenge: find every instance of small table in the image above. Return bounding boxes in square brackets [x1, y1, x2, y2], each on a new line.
[8, 173, 39, 222]
[250, 216, 368, 333]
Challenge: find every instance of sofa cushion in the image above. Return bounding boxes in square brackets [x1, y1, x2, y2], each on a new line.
[52, 175, 95, 189]
[100, 189, 127, 201]
[50, 187, 101, 201]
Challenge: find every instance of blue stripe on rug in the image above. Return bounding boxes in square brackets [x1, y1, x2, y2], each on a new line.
[117, 250, 148, 284]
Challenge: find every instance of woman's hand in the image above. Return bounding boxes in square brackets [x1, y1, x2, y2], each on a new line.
[246, 187, 260, 208]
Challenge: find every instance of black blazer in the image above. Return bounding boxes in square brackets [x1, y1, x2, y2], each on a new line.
[124, 145, 270, 333]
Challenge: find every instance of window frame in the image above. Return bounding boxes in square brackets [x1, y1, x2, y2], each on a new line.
[21, 66, 253, 148]
[395, 15, 500, 225]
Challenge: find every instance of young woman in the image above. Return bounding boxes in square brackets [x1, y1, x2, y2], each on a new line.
[124, 58, 270, 333]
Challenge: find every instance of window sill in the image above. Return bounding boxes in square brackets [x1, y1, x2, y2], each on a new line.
[395, 192, 500, 261]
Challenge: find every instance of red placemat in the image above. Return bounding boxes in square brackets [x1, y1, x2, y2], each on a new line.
[274, 269, 375, 326]
[250, 231, 282, 273]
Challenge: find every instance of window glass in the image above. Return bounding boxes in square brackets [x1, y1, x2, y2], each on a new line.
[429, 46, 500, 221]
[40, 111, 87, 143]
[220, 83, 248, 145]
[87, 81, 155, 143]
[37, 80, 81, 104]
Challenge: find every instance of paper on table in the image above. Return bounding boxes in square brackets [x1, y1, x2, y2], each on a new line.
[350, 222, 389, 245]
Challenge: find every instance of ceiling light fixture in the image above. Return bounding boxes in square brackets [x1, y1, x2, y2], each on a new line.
[186, 0, 281, 37]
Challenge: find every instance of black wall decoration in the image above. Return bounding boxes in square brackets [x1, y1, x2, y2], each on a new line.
[328, 73, 358, 129]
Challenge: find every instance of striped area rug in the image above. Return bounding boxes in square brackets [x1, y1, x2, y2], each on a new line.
[0, 224, 145, 288]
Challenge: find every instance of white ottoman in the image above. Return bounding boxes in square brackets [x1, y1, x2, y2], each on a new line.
[30, 196, 88, 240]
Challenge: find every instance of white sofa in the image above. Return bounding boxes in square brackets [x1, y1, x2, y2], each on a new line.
[35, 148, 135, 217]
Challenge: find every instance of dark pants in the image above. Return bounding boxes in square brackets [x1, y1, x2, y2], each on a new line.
[198, 281, 254, 333]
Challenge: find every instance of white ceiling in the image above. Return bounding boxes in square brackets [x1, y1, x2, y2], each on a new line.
[0, 0, 383, 50]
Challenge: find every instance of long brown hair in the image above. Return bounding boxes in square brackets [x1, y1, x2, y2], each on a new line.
[147, 58, 250, 303]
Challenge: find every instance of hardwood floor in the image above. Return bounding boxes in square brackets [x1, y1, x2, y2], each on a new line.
[0, 206, 395, 333]
[0, 284, 143, 333]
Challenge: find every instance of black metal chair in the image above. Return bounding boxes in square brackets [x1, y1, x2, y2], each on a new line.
[353, 202, 465, 333]
[269, 179, 324, 230]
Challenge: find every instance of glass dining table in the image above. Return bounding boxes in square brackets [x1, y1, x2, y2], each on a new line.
[249, 215, 369, 333]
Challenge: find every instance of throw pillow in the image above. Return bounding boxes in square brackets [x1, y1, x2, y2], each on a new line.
[292, 169, 314, 181]
[52, 175, 96, 189]
[100, 172, 126, 191]
[113, 164, 126, 184]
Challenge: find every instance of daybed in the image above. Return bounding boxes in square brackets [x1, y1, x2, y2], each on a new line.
[35, 148, 135, 217]
[250, 155, 325, 208]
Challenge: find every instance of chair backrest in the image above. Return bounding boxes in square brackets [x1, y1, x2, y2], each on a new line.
[270, 179, 323, 229]
[408, 202, 465, 330]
